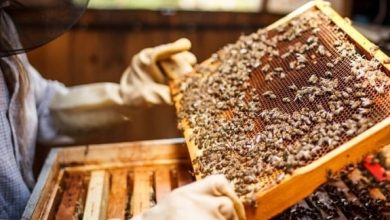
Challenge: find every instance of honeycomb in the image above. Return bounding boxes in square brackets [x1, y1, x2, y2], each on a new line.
[172, 6, 390, 207]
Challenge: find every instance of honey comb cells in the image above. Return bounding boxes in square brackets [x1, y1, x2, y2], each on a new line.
[174, 9, 390, 205]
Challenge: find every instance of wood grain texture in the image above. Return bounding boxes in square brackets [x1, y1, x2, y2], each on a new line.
[23, 150, 61, 220]
[131, 169, 154, 216]
[55, 172, 86, 220]
[83, 171, 109, 220]
[23, 139, 194, 220]
[107, 170, 129, 220]
[154, 166, 172, 203]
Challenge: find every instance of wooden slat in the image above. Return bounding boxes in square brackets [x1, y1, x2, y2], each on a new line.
[127, 172, 135, 219]
[57, 138, 187, 165]
[107, 170, 129, 220]
[23, 139, 192, 220]
[83, 171, 109, 220]
[154, 167, 172, 203]
[55, 172, 86, 220]
[169, 169, 179, 190]
[39, 170, 65, 220]
[23, 149, 61, 219]
[63, 159, 186, 173]
[131, 170, 154, 216]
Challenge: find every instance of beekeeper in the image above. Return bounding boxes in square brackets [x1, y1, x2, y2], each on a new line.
[0, 0, 245, 219]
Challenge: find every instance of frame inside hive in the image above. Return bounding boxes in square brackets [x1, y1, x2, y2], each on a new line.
[23, 139, 194, 220]
[164, 1, 390, 219]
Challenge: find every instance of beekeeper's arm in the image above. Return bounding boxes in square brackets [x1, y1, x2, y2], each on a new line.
[29, 39, 196, 144]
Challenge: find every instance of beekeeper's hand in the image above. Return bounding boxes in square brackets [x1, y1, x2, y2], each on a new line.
[49, 39, 196, 132]
[120, 38, 196, 106]
[131, 175, 246, 220]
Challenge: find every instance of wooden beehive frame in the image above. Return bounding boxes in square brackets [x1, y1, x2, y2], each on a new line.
[22, 139, 193, 220]
[162, 1, 390, 219]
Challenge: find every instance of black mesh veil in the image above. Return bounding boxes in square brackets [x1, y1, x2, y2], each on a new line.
[0, 0, 89, 57]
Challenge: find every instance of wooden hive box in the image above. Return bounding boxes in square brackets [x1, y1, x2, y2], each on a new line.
[23, 139, 390, 219]
[22, 139, 194, 220]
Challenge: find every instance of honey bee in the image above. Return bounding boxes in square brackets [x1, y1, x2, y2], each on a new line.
[265, 72, 276, 81]
[358, 108, 370, 115]
[344, 75, 354, 83]
[263, 90, 277, 99]
[326, 62, 334, 68]
[355, 91, 366, 98]
[308, 74, 319, 84]
[282, 97, 291, 103]
[317, 45, 326, 56]
[348, 100, 359, 109]
[274, 67, 284, 72]
[289, 61, 297, 70]
[375, 84, 385, 94]
[324, 71, 333, 77]
[296, 53, 307, 63]
[360, 97, 372, 107]
[261, 64, 271, 72]
[281, 51, 292, 59]
[289, 84, 298, 91]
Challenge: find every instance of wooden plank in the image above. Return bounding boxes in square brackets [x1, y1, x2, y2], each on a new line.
[107, 170, 129, 220]
[131, 169, 154, 216]
[57, 138, 187, 165]
[22, 149, 60, 219]
[83, 171, 109, 220]
[39, 170, 65, 220]
[169, 169, 179, 190]
[55, 172, 86, 220]
[63, 159, 187, 173]
[154, 167, 172, 203]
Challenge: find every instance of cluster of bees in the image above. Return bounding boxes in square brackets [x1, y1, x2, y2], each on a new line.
[176, 10, 390, 204]
[278, 146, 390, 219]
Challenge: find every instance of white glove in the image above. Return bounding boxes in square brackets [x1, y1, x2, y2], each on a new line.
[120, 38, 196, 106]
[49, 39, 196, 132]
[132, 175, 246, 220]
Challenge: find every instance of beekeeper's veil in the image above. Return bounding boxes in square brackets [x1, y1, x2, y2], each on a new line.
[0, 0, 89, 57]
